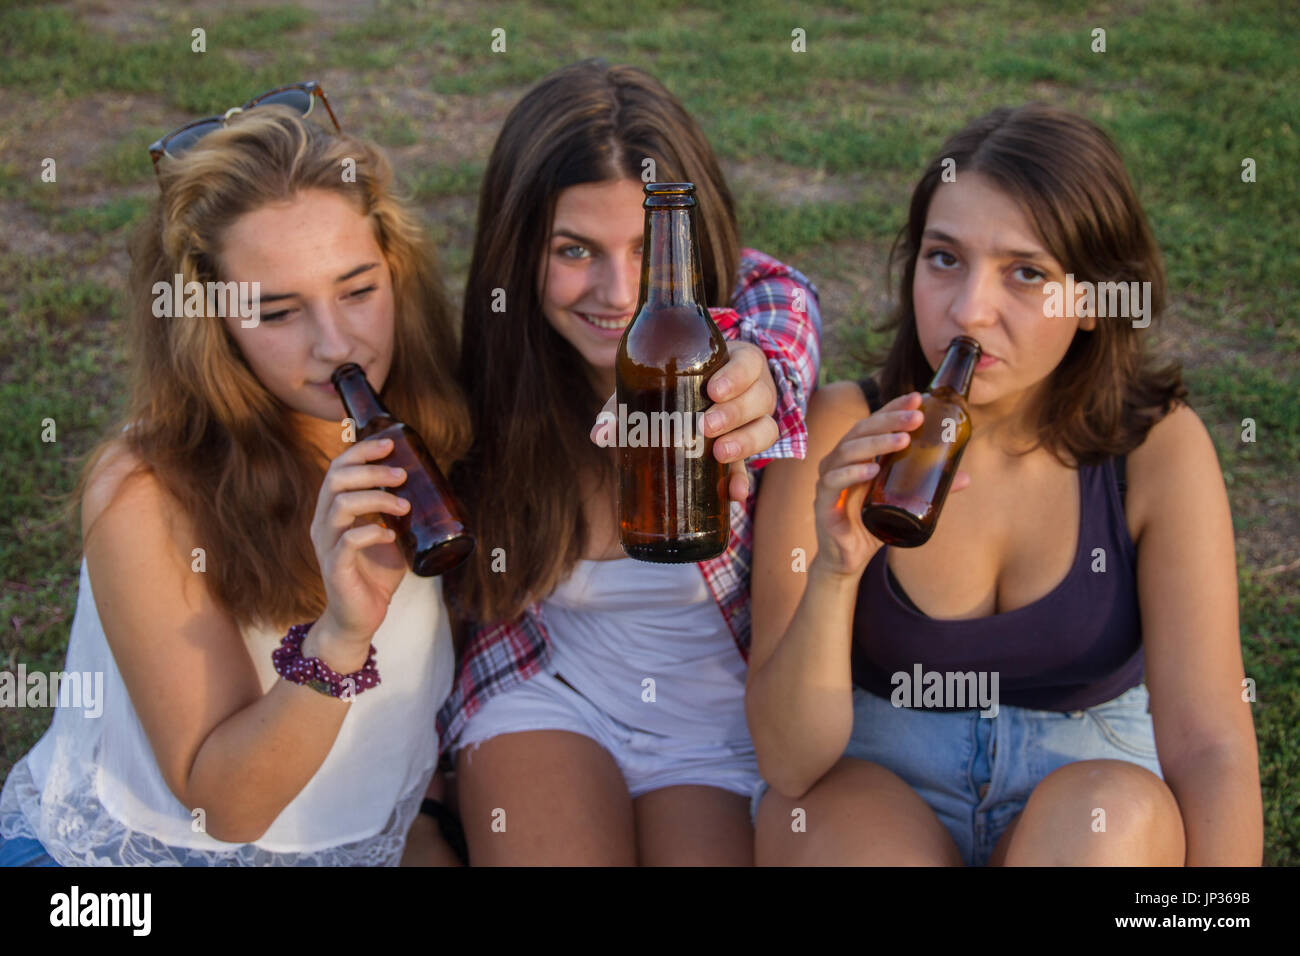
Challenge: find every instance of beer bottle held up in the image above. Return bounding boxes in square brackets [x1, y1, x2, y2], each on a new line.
[861, 335, 982, 547]
[615, 182, 730, 563]
[330, 363, 475, 577]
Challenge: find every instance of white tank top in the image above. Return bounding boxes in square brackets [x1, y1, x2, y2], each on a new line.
[0, 556, 454, 866]
[543, 558, 750, 741]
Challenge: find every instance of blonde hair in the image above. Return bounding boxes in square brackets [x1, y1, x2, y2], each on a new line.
[75, 106, 469, 630]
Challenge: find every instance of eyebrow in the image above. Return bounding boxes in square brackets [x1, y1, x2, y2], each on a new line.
[922, 229, 1052, 263]
[552, 228, 640, 249]
[258, 263, 379, 303]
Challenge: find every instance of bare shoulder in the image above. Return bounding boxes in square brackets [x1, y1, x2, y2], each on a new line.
[1126, 402, 1226, 533]
[807, 380, 871, 441]
[810, 379, 872, 416]
[1128, 402, 1220, 480]
[81, 438, 196, 554]
[82, 438, 156, 538]
[764, 381, 871, 485]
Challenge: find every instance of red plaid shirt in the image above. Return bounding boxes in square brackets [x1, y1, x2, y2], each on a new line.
[436, 248, 821, 752]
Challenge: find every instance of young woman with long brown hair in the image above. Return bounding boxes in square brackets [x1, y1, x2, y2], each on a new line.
[0, 99, 469, 865]
[746, 104, 1262, 865]
[438, 60, 822, 864]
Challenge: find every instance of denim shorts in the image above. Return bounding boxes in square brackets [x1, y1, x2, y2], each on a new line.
[0, 834, 62, 867]
[453, 670, 765, 803]
[750, 681, 1162, 866]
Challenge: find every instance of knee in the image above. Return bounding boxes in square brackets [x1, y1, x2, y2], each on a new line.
[754, 782, 816, 865]
[1017, 759, 1183, 861]
[1038, 760, 1176, 832]
[756, 759, 960, 866]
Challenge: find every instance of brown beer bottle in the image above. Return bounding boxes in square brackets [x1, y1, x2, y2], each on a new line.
[861, 335, 982, 547]
[615, 182, 730, 563]
[330, 363, 475, 577]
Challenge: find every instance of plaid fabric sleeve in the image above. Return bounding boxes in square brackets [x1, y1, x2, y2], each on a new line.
[721, 248, 822, 470]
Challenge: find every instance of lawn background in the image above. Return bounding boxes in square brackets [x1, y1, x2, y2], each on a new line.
[0, 0, 1295, 864]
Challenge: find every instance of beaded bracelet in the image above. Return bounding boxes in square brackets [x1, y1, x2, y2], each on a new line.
[271, 621, 380, 699]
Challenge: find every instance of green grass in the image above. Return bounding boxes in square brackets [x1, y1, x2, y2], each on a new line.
[0, 248, 128, 593]
[86, 130, 159, 187]
[51, 196, 151, 235]
[1239, 567, 1300, 865]
[406, 160, 486, 200]
[0, 0, 1295, 863]
[0, 6, 312, 113]
[738, 196, 899, 262]
[1187, 360, 1300, 476]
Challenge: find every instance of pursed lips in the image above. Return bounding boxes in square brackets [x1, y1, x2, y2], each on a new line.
[308, 365, 369, 390]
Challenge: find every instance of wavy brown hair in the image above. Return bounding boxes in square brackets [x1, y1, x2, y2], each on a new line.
[73, 106, 469, 632]
[872, 103, 1186, 466]
[451, 59, 742, 626]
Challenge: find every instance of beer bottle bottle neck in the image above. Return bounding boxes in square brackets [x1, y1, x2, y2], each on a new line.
[331, 364, 393, 431]
[640, 206, 704, 308]
[927, 336, 982, 397]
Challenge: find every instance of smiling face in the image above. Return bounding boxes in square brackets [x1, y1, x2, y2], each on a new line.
[217, 188, 396, 447]
[912, 171, 1095, 418]
[538, 177, 646, 393]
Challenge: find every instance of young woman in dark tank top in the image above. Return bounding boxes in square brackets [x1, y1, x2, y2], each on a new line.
[744, 105, 1262, 866]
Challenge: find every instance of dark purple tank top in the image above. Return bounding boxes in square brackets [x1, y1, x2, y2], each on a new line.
[850, 379, 1145, 712]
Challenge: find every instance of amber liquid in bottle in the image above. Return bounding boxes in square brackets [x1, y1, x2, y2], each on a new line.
[615, 182, 730, 563]
[861, 335, 981, 547]
[330, 363, 475, 577]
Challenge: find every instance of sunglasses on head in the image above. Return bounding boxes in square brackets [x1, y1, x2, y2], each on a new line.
[147, 81, 341, 172]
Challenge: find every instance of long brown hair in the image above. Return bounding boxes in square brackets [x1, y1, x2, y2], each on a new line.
[874, 103, 1186, 465]
[452, 59, 741, 626]
[75, 106, 469, 632]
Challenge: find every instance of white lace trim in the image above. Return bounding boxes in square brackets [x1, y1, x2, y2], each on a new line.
[0, 756, 428, 867]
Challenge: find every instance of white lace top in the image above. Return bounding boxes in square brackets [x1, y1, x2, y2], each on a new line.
[0, 556, 454, 866]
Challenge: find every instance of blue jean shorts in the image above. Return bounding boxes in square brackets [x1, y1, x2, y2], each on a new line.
[750, 681, 1162, 866]
[0, 834, 62, 867]
[453, 670, 764, 803]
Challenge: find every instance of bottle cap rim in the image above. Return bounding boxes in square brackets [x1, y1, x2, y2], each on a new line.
[643, 182, 696, 209]
[329, 362, 364, 386]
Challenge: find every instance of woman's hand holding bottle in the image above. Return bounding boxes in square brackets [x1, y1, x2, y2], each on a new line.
[307, 437, 411, 670]
[810, 391, 971, 579]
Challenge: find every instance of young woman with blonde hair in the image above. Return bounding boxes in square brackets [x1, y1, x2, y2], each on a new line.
[0, 94, 468, 866]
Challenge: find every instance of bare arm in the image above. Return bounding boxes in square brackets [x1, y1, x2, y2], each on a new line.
[1129, 404, 1263, 865]
[83, 438, 412, 843]
[746, 382, 941, 796]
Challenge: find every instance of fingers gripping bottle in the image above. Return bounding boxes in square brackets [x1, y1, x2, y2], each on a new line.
[331, 363, 475, 576]
[861, 335, 981, 547]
